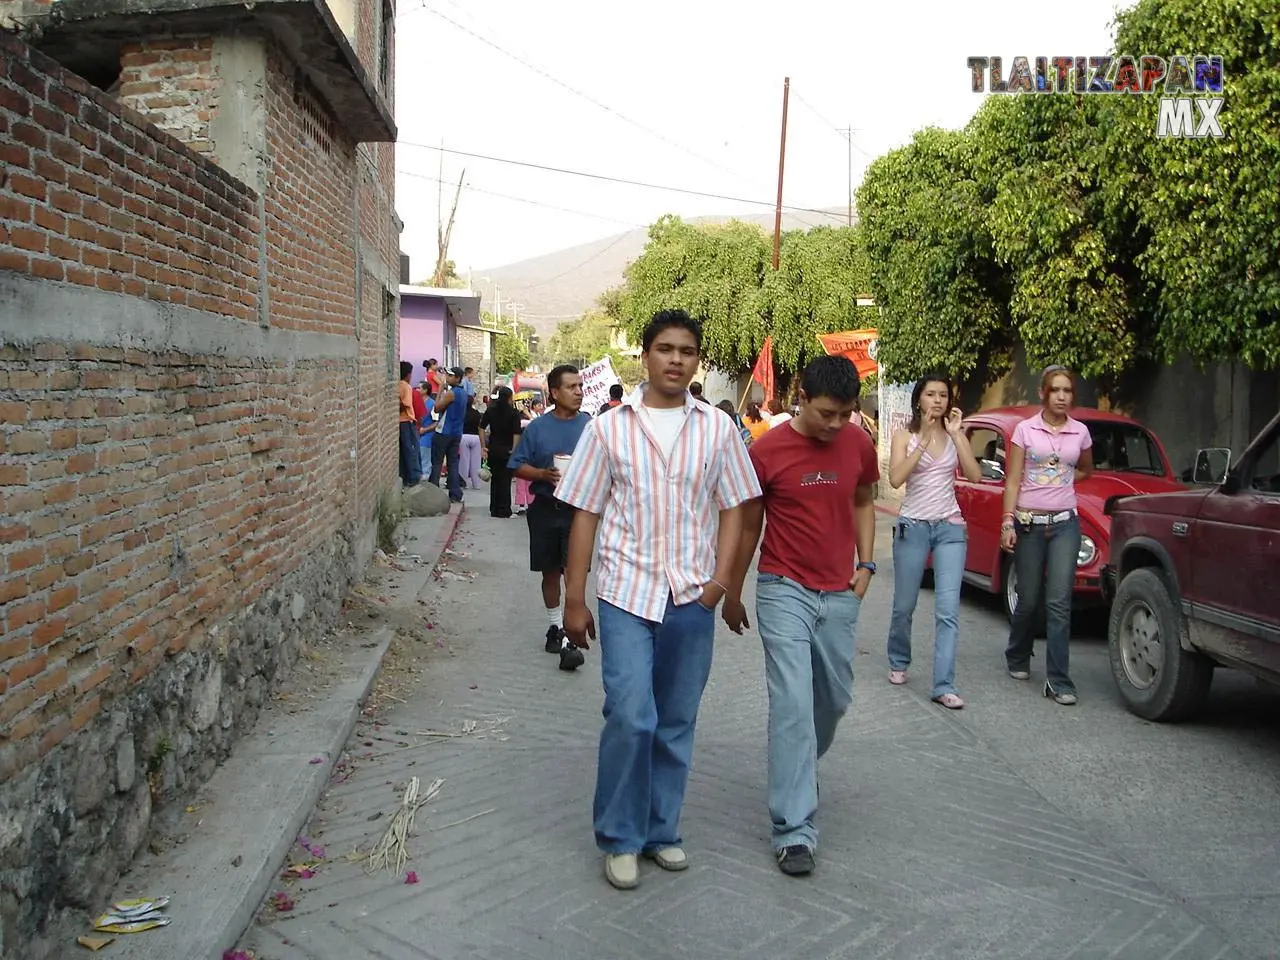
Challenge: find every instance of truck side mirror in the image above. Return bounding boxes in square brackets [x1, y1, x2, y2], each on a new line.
[1191, 447, 1231, 485]
[1221, 471, 1242, 495]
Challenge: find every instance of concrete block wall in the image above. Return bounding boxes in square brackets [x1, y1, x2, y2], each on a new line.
[0, 23, 397, 953]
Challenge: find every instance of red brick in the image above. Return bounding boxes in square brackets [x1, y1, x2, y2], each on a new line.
[6, 652, 47, 686]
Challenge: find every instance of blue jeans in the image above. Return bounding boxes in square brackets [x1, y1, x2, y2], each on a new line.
[886, 517, 967, 698]
[594, 596, 717, 855]
[1005, 513, 1079, 693]
[430, 433, 463, 502]
[398, 421, 422, 486]
[755, 573, 862, 852]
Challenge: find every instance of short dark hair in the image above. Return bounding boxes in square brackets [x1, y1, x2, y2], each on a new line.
[547, 364, 579, 391]
[689, 381, 703, 395]
[641, 309, 702, 352]
[426, 358, 437, 367]
[799, 355, 861, 404]
[464, 367, 473, 375]
[609, 383, 624, 400]
[399, 360, 413, 380]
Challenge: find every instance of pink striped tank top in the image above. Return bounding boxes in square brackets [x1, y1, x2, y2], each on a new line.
[899, 433, 962, 521]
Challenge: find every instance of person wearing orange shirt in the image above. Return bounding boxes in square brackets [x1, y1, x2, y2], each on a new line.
[398, 361, 423, 486]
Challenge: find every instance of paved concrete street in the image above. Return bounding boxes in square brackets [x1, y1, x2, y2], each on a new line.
[239, 489, 1280, 960]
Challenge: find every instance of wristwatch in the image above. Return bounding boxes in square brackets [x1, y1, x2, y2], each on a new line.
[856, 562, 877, 575]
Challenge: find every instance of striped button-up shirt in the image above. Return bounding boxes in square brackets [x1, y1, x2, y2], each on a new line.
[556, 386, 762, 623]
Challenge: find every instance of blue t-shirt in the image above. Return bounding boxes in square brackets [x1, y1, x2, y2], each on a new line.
[438, 390, 467, 437]
[508, 412, 591, 499]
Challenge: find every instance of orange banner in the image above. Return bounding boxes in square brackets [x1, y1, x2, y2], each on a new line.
[817, 329, 878, 381]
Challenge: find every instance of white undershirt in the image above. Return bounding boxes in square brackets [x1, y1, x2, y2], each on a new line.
[643, 405, 688, 462]
[768, 412, 792, 428]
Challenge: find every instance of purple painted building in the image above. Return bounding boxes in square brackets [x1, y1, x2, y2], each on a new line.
[398, 285, 481, 387]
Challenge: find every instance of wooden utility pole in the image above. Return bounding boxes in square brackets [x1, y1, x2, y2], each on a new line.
[433, 169, 465, 287]
[846, 124, 853, 226]
[772, 77, 790, 271]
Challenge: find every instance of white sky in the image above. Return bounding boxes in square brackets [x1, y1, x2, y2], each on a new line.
[393, 0, 1130, 279]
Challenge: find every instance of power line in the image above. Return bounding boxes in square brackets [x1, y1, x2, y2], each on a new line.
[397, 169, 644, 228]
[399, 141, 848, 222]
[403, 2, 766, 194]
[514, 232, 636, 291]
[792, 91, 875, 159]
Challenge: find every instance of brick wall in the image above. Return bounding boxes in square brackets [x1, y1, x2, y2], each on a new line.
[116, 38, 219, 155]
[0, 43, 259, 313]
[0, 23, 397, 951]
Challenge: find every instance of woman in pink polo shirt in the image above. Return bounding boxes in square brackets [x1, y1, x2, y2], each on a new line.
[1000, 365, 1094, 705]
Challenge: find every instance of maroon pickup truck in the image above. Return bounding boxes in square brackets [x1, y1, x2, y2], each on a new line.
[1102, 411, 1280, 721]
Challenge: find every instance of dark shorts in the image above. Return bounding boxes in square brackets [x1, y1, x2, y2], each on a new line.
[527, 495, 577, 573]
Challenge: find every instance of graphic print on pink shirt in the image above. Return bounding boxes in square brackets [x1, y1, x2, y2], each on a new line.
[1012, 413, 1092, 512]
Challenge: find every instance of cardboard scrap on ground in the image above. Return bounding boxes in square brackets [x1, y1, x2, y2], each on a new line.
[77, 935, 115, 951]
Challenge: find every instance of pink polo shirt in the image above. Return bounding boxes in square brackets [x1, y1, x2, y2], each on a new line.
[1011, 413, 1092, 512]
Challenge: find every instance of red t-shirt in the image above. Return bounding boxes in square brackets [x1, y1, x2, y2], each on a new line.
[411, 388, 427, 426]
[749, 420, 880, 592]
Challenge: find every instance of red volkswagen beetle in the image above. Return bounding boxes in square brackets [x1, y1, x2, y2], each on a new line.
[952, 406, 1185, 620]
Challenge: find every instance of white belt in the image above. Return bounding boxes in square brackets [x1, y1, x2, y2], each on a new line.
[1016, 509, 1075, 526]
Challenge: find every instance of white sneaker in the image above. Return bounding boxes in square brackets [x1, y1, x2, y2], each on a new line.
[644, 846, 689, 871]
[604, 853, 639, 890]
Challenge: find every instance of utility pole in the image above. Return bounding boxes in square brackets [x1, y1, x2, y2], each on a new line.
[846, 125, 853, 226]
[772, 77, 790, 271]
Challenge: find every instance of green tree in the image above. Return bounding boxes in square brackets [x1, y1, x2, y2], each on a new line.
[619, 216, 771, 372]
[762, 225, 877, 372]
[494, 329, 531, 374]
[544, 311, 644, 386]
[1102, 0, 1280, 368]
[618, 216, 876, 377]
[855, 127, 1008, 383]
[969, 95, 1147, 379]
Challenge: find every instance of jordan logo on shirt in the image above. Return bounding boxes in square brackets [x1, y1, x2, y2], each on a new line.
[800, 470, 839, 486]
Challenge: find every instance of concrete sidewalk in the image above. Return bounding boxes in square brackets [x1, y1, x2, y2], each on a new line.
[94, 504, 464, 960]
[231, 490, 1242, 960]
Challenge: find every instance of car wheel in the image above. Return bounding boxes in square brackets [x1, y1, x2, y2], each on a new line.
[1107, 567, 1213, 722]
[1002, 555, 1018, 623]
[1002, 554, 1046, 634]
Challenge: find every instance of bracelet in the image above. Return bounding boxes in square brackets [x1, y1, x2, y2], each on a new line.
[707, 577, 729, 593]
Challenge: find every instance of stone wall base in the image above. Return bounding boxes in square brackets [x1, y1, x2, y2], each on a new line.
[0, 520, 370, 955]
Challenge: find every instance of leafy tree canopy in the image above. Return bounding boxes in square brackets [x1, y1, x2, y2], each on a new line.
[618, 216, 876, 375]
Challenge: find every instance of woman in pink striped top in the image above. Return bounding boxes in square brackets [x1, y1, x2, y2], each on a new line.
[885, 375, 982, 708]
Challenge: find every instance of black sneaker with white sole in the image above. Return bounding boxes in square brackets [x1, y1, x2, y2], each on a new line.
[776, 844, 815, 876]
[545, 626, 564, 654]
[558, 640, 585, 672]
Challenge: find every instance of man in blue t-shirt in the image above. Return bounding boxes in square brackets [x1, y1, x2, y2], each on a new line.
[508, 363, 592, 671]
[430, 366, 467, 503]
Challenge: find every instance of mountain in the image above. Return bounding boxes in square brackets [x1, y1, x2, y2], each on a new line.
[470, 208, 848, 340]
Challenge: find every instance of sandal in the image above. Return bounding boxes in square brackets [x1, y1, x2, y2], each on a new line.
[932, 693, 965, 710]
[888, 670, 908, 685]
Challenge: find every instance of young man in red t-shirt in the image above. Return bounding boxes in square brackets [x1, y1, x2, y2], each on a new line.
[723, 355, 879, 877]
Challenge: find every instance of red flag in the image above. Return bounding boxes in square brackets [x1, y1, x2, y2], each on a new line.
[751, 336, 774, 400]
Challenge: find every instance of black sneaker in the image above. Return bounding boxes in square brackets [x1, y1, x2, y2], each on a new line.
[544, 626, 564, 654]
[558, 640, 585, 672]
[776, 845, 815, 876]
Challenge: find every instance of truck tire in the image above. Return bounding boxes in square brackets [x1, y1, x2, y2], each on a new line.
[1108, 567, 1213, 722]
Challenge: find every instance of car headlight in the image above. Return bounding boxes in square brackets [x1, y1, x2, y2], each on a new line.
[1077, 535, 1097, 567]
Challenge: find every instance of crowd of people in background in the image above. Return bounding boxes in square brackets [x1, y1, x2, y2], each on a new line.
[394, 312, 1094, 889]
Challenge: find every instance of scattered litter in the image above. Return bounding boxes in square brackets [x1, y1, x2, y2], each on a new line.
[434, 808, 497, 830]
[76, 935, 114, 951]
[309, 756, 326, 764]
[364, 776, 444, 875]
[231, 855, 243, 868]
[411, 716, 510, 744]
[282, 863, 319, 880]
[223, 951, 258, 960]
[405, 871, 419, 884]
[270, 891, 296, 913]
[92, 897, 172, 934]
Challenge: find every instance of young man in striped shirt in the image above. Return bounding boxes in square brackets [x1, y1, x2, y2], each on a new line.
[723, 355, 879, 877]
[558, 310, 762, 892]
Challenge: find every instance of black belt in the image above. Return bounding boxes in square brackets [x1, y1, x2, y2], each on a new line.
[533, 494, 572, 510]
